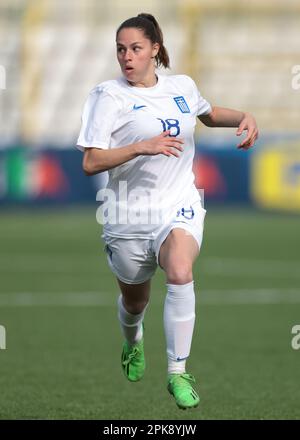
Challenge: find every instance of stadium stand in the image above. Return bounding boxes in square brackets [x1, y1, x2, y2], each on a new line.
[0, 0, 300, 147]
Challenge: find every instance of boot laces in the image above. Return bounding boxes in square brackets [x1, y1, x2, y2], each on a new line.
[122, 346, 140, 367]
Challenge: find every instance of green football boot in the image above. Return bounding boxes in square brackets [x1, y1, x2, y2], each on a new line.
[121, 324, 145, 382]
[167, 373, 200, 409]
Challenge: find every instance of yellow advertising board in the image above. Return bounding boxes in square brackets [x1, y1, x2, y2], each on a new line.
[251, 142, 300, 211]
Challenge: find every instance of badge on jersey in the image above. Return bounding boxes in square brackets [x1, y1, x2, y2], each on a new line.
[173, 96, 191, 113]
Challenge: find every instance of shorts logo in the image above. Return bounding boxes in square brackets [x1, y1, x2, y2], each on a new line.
[176, 206, 195, 220]
[173, 96, 190, 113]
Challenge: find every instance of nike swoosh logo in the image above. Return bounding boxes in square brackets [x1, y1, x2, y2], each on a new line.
[133, 104, 146, 110]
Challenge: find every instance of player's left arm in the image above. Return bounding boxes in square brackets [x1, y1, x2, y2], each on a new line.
[198, 106, 259, 150]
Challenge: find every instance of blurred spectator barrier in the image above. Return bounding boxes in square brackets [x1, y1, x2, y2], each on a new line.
[0, 140, 299, 212]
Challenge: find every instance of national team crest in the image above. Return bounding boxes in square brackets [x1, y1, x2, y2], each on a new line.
[173, 96, 191, 113]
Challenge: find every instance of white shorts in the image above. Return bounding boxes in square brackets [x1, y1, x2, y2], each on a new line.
[102, 199, 206, 285]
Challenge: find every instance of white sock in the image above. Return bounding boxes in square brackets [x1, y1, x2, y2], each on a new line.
[163, 281, 195, 375]
[168, 358, 186, 375]
[117, 294, 148, 346]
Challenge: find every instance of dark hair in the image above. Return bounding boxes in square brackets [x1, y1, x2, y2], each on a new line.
[116, 13, 170, 69]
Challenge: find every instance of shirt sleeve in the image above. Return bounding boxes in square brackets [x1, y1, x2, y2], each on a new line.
[76, 88, 121, 152]
[196, 89, 212, 116]
[187, 76, 212, 116]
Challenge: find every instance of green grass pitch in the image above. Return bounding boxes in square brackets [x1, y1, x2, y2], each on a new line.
[0, 206, 299, 419]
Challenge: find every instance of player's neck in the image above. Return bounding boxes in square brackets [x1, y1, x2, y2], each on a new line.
[127, 74, 158, 88]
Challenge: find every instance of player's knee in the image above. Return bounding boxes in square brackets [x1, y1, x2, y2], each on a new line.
[166, 263, 193, 285]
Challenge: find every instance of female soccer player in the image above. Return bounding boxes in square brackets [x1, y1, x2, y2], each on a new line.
[77, 13, 258, 410]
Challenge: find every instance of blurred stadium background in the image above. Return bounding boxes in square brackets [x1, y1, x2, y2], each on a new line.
[0, 0, 300, 420]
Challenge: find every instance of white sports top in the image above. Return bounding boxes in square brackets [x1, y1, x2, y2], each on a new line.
[77, 73, 211, 238]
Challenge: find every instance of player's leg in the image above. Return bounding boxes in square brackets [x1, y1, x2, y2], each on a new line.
[117, 278, 150, 345]
[103, 237, 156, 382]
[117, 278, 150, 382]
[158, 228, 200, 408]
[159, 227, 199, 284]
[159, 228, 199, 371]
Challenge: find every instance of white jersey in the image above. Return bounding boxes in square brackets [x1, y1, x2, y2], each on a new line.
[77, 73, 211, 238]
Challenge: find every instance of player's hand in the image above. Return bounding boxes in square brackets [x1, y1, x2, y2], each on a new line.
[137, 130, 184, 157]
[236, 113, 259, 150]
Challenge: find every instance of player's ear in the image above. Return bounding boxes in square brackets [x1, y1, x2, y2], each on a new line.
[151, 43, 159, 58]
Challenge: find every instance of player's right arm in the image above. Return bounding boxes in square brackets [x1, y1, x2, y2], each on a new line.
[82, 130, 184, 176]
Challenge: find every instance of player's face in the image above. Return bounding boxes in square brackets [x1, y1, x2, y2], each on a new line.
[116, 28, 159, 84]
